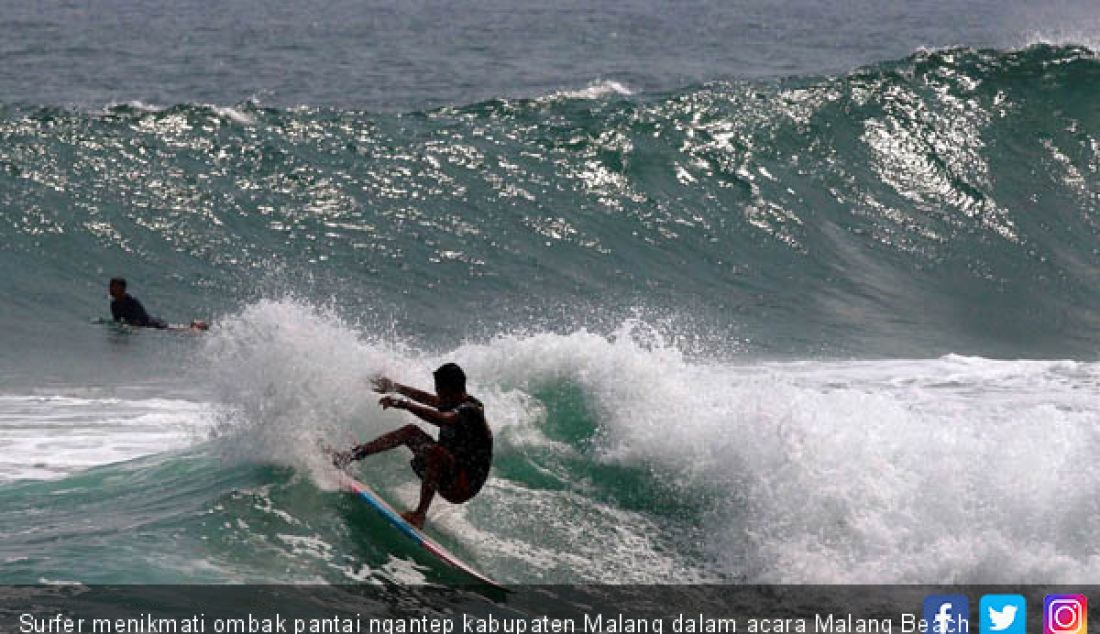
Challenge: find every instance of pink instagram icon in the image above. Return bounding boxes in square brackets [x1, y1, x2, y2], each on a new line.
[1045, 595, 1088, 634]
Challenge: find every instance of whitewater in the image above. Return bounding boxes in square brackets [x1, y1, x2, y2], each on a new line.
[3, 297, 1099, 584]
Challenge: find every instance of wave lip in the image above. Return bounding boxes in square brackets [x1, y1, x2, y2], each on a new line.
[1020, 31, 1100, 56]
[551, 79, 635, 100]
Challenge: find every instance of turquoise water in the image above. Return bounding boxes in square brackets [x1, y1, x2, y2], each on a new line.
[1, 3, 1100, 585]
[4, 46, 1100, 361]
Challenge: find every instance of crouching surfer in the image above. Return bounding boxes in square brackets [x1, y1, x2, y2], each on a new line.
[332, 363, 493, 529]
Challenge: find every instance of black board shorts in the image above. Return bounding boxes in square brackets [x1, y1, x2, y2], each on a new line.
[410, 451, 480, 504]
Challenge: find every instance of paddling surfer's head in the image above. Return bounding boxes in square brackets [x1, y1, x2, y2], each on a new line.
[108, 277, 127, 300]
[433, 362, 467, 405]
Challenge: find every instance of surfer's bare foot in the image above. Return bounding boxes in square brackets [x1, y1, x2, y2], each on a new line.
[330, 449, 354, 469]
[401, 510, 426, 529]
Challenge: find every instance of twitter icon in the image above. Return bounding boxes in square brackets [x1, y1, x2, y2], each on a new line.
[981, 595, 1027, 634]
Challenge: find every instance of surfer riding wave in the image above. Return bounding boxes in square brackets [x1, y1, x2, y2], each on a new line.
[332, 363, 493, 529]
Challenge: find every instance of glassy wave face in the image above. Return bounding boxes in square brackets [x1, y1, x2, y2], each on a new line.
[4, 46, 1099, 359]
[1, 46, 1099, 585]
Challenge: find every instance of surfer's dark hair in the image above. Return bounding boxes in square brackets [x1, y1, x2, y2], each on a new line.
[433, 363, 466, 392]
[109, 277, 127, 289]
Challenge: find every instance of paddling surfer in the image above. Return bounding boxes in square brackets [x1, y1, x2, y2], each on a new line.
[108, 277, 209, 330]
[333, 363, 493, 529]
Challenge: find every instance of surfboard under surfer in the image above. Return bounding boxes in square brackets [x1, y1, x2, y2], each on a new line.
[332, 363, 493, 529]
[108, 277, 209, 331]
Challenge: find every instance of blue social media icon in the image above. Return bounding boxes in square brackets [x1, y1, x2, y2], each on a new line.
[981, 595, 1026, 634]
[924, 595, 970, 634]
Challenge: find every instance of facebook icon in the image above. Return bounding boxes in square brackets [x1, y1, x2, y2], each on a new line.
[923, 595, 970, 634]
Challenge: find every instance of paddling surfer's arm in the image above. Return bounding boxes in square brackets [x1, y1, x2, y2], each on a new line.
[379, 396, 459, 428]
[371, 376, 439, 407]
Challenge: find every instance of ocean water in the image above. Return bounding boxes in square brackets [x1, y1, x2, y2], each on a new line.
[1, 0, 1099, 585]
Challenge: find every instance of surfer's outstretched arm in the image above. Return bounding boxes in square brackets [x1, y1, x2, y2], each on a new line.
[380, 396, 459, 428]
[372, 376, 439, 407]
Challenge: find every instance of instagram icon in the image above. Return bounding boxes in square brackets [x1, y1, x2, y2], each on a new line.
[1045, 595, 1088, 634]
